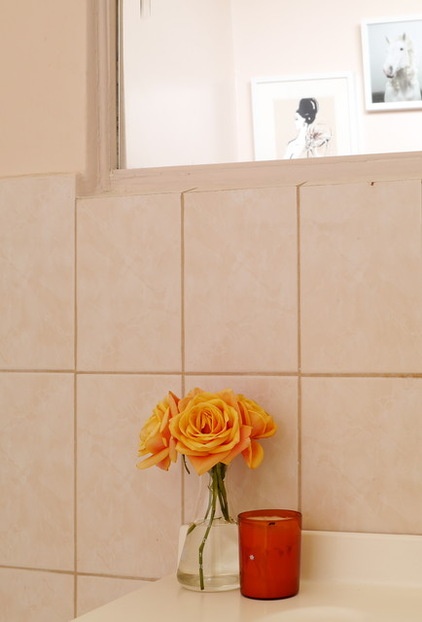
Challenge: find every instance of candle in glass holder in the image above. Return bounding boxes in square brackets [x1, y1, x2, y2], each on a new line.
[238, 509, 302, 599]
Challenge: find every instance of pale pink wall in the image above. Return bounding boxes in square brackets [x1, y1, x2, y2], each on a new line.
[1, 172, 421, 620]
[0, 2, 90, 181]
[232, 0, 422, 159]
[122, 0, 237, 168]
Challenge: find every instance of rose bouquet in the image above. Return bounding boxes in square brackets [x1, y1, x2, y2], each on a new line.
[137, 387, 277, 590]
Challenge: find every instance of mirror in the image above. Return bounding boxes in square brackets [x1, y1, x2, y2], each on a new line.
[119, 0, 422, 169]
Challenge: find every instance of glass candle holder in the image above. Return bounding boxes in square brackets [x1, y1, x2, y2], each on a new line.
[238, 509, 302, 600]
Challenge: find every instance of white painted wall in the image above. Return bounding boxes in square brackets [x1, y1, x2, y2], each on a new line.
[122, 0, 422, 167]
[121, 0, 236, 168]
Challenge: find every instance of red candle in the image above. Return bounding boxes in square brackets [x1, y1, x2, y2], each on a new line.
[238, 509, 302, 599]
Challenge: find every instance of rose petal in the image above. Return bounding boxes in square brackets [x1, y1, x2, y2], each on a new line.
[136, 447, 170, 470]
[241, 439, 264, 469]
[187, 452, 231, 476]
[220, 424, 252, 465]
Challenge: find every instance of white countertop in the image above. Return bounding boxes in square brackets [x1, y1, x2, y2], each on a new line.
[71, 531, 422, 622]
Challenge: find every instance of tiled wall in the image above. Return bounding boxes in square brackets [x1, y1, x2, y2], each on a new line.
[1, 173, 421, 621]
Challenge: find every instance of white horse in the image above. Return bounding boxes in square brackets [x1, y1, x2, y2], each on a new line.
[383, 33, 422, 102]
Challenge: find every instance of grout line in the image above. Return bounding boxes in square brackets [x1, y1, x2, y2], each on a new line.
[419, 179, 422, 273]
[180, 192, 186, 393]
[74, 188, 78, 375]
[0, 564, 157, 582]
[77, 572, 157, 582]
[73, 371, 78, 617]
[180, 191, 186, 525]
[0, 369, 75, 374]
[73, 192, 78, 618]
[1, 369, 422, 378]
[0, 565, 74, 576]
[296, 185, 302, 513]
[300, 372, 422, 378]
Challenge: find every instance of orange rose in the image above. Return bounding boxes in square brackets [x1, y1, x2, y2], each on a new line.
[136, 391, 179, 471]
[237, 395, 277, 469]
[169, 388, 252, 475]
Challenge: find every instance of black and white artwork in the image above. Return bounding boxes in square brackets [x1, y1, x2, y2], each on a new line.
[251, 73, 356, 161]
[361, 16, 422, 111]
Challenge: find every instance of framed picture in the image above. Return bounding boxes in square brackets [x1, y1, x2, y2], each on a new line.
[361, 16, 422, 111]
[251, 73, 356, 161]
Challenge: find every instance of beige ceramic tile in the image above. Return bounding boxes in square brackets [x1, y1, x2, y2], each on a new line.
[77, 575, 148, 617]
[76, 194, 182, 372]
[77, 374, 183, 578]
[300, 180, 422, 373]
[181, 375, 299, 522]
[0, 373, 74, 570]
[0, 568, 74, 622]
[0, 174, 75, 370]
[184, 187, 298, 372]
[301, 377, 422, 534]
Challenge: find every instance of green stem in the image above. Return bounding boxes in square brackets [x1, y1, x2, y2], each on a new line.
[198, 473, 216, 590]
[216, 463, 230, 520]
[197, 464, 231, 590]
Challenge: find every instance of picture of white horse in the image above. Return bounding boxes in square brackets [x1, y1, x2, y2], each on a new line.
[383, 33, 422, 102]
[361, 16, 422, 110]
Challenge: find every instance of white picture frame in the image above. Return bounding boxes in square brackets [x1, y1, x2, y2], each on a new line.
[361, 16, 422, 111]
[251, 73, 356, 161]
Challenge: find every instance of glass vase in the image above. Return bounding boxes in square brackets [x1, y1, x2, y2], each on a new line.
[177, 463, 240, 591]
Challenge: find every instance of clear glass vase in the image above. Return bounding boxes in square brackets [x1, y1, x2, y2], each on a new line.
[177, 463, 240, 591]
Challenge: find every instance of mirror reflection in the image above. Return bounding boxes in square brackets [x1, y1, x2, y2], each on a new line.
[119, 0, 422, 169]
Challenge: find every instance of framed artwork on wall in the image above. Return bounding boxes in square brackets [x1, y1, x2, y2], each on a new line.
[361, 16, 422, 111]
[251, 73, 356, 161]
